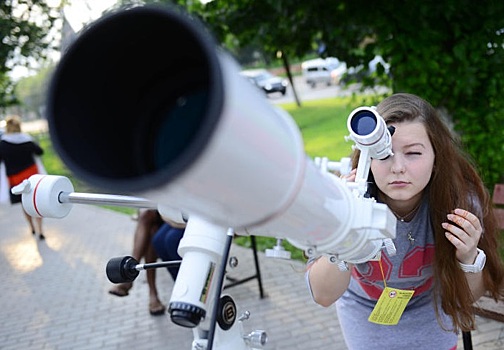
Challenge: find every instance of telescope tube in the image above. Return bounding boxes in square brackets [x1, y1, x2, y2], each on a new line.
[46, 5, 358, 238]
[47, 4, 394, 262]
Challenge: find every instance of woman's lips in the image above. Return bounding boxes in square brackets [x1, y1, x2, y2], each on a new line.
[389, 181, 410, 188]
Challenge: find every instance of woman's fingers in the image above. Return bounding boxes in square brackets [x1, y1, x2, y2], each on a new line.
[340, 168, 357, 182]
[443, 208, 482, 264]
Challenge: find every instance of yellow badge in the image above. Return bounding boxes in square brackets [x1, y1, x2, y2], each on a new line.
[368, 287, 414, 325]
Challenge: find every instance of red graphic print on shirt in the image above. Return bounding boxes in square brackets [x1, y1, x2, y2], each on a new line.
[352, 244, 435, 300]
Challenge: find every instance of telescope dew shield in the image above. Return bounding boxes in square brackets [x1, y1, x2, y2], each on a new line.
[46, 5, 308, 230]
[48, 5, 221, 191]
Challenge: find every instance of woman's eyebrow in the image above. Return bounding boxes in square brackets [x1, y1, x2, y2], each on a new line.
[403, 142, 426, 149]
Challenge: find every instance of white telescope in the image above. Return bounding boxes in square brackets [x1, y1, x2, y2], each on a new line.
[35, 4, 396, 343]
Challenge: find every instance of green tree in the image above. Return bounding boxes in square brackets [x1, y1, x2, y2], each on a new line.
[200, 0, 504, 188]
[14, 64, 55, 118]
[0, 0, 61, 108]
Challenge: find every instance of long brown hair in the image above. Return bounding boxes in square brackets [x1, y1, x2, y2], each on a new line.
[351, 93, 504, 331]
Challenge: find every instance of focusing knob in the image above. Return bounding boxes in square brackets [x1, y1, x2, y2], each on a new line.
[106, 256, 140, 283]
[169, 302, 206, 328]
[217, 295, 236, 331]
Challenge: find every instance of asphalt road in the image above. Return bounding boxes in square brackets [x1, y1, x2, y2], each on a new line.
[267, 75, 391, 105]
[268, 75, 345, 105]
[21, 76, 383, 134]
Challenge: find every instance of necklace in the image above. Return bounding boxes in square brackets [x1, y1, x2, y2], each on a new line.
[389, 200, 422, 222]
[389, 201, 422, 246]
[407, 232, 415, 246]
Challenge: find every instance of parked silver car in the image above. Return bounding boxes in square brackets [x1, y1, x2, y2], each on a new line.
[301, 57, 347, 88]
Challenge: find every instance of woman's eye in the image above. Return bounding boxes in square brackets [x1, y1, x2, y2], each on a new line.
[407, 152, 422, 156]
[380, 155, 391, 161]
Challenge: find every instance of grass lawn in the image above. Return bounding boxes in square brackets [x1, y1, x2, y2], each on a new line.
[33, 95, 373, 261]
[282, 97, 358, 160]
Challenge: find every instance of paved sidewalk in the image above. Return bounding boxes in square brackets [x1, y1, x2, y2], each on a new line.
[1, 202, 504, 349]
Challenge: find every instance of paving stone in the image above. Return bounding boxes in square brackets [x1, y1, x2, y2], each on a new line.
[1, 203, 503, 349]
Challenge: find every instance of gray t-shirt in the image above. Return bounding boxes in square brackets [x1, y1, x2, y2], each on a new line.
[335, 198, 458, 349]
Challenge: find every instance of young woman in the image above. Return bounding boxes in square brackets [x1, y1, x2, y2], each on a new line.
[307, 93, 504, 349]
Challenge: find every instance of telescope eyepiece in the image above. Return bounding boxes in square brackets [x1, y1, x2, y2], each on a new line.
[350, 110, 377, 136]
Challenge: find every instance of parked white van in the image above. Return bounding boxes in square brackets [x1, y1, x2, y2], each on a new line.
[301, 57, 347, 88]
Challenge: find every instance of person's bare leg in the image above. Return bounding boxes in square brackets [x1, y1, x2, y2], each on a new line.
[22, 208, 35, 233]
[22, 208, 45, 239]
[34, 217, 44, 239]
[146, 242, 165, 315]
[130, 210, 159, 261]
[109, 210, 161, 297]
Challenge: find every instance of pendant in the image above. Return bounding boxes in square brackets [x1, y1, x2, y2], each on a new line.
[407, 232, 415, 245]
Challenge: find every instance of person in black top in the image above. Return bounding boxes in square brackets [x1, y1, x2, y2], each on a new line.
[0, 115, 45, 239]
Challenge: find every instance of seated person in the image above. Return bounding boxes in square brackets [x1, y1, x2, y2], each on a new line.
[109, 209, 166, 316]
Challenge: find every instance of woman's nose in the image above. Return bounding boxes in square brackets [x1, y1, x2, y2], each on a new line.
[390, 154, 406, 173]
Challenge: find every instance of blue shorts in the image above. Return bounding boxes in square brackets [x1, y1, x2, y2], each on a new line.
[152, 223, 185, 280]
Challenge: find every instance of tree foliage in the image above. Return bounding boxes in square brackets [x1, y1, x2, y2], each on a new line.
[14, 64, 54, 118]
[0, 0, 61, 108]
[199, 0, 504, 187]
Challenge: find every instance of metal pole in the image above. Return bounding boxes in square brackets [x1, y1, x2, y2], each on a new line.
[58, 192, 157, 209]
